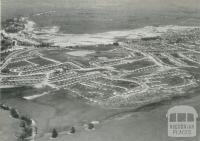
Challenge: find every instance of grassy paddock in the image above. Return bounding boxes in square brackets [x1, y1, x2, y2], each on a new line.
[28, 57, 55, 66]
[114, 59, 155, 71]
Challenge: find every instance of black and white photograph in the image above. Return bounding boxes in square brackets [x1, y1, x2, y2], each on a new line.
[1, 0, 200, 141]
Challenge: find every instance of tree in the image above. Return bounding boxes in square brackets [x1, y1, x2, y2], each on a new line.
[10, 108, 19, 119]
[0, 104, 10, 110]
[88, 123, 94, 130]
[19, 121, 26, 128]
[69, 127, 75, 134]
[17, 133, 26, 141]
[20, 116, 32, 126]
[24, 127, 32, 137]
[113, 42, 119, 46]
[52, 128, 58, 138]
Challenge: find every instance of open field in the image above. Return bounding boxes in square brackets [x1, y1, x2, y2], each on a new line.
[0, 90, 123, 138]
[36, 91, 200, 141]
[28, 57, 55, 66]
[6, 61, 31, 69]
[35, 91, 200, 141]
[1, 84, 200, 141]
[39, 49, 73, 62]
[113, 59, 155, 71]
[0, 110, 22, 141]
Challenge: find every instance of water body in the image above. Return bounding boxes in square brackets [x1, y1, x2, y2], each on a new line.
[2, 0, 200, 34]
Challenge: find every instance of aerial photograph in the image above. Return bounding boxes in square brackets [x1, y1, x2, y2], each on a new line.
[0, 0, 200, 141]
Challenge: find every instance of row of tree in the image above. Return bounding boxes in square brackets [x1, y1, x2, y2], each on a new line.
[51, 123, 95, 138]
[52, 126, 76, 138]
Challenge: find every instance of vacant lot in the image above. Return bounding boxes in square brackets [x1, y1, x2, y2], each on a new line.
[1, 89, 125, 138]
[28, 57, 55, 66]
[6, 61, 30, 69]
[161, 76, 184, 86]
[96, 78, 139, 89]
[181, 58, 199, 66]
[39, 49, 71, 62]
[159, 57, 175, 66]
[89, 51, 128, 59]
[114, 59, 154, 71]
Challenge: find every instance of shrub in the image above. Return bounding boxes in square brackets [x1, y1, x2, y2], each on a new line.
[52, 128, 58, 138]
[10, 108, 19, 119]
[0, 104, 10, 110]
[24, 127, 32, 137]
[70, 127, 75, 134]
[113, 42, 119, 46]
[20, 116, 32, 126]
[88, 123, 94, 130]
[17, 133, 26, 141]
[19, 121, 26, 128]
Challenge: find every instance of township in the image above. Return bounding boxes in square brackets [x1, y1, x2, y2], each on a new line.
[1, 17, 200, 108]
